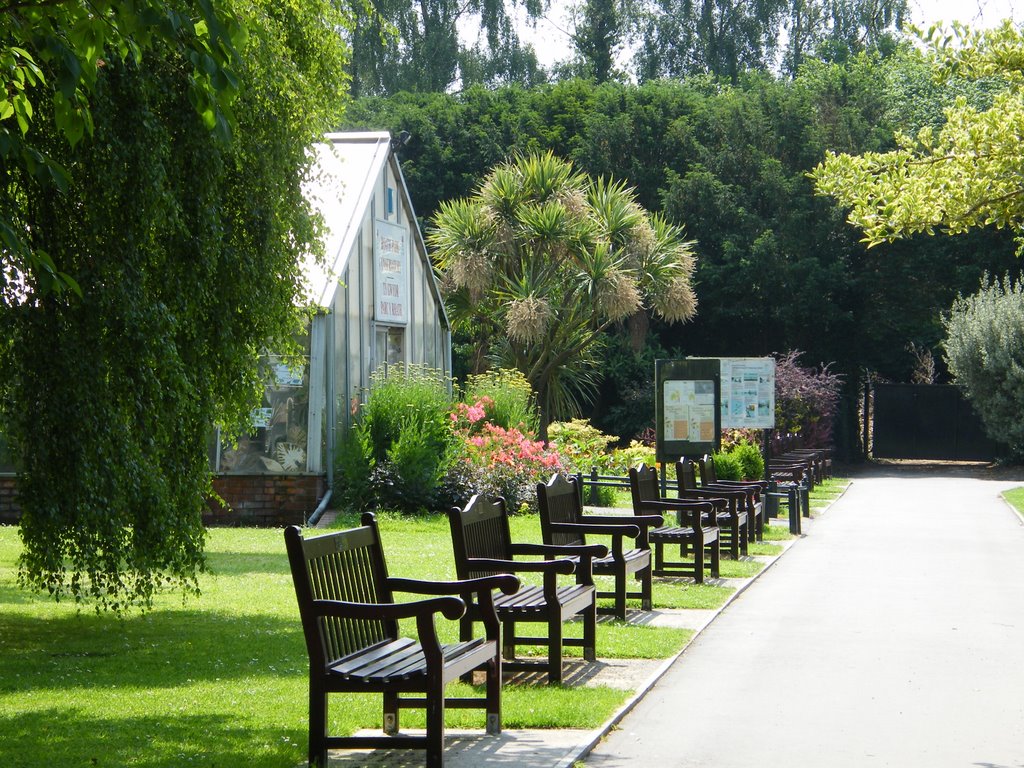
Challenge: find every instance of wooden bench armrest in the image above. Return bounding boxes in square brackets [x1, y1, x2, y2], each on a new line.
[550, 521, 642, 540]
[628, 513, 666, 528]
[678, 487, 746, 501]
[511, 542, 609, 560]
[388, 574, 521, 597]
[466, 555, 576, 576]
[311, 596, 465, 622]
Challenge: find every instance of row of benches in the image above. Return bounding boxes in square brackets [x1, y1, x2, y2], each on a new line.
[285, 451, 826, 767]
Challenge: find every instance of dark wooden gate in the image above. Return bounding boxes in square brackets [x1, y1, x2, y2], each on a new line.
[871, 384, 998, 461]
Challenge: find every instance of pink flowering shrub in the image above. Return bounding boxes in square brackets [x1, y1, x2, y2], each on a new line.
[440, 397, 562, 513]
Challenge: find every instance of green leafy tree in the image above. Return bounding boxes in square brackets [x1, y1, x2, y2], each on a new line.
[429, 151, 697, 435]
[782, 0, 907, 75]
[2, 0, 352, 611]
[347, 0, 546, 95]
[943, 275, 1024, 456]
[812, 22, 1024, 251]
[556, 0, 629, 83]
[0, 0, 244, 295]
[632, 0, 788, 82]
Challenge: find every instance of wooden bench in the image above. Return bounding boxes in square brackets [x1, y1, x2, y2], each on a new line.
[449, 494, 603, 684]
[284, 515, 519, 768]
[679, 460, 761, 544]
[628, 463, 721, 582]
[673, 458, 751, 557]
[537, 472, 661, 620]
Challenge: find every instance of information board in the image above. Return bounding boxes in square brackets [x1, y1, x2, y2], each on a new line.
[719, 357, 775, 429]
[655, 358, 721, 462]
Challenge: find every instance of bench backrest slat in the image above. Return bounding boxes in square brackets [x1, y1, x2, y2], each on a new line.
[538, 473, 586, 547]
[285, 520, 396, 669]
[677, 459, 699, 491]
[629, 463, 659, 507]
[450, 495, 513, 578]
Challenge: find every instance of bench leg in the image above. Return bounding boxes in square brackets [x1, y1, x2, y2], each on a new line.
[486, 652, 501, 735]
[548, 615, 563, 684]
[709, 537, 720, 579]
[583, 599, 597, 663]
[309, 683, 328, 768]
[383, 691, 399, 735]
[502, 618, 516, 660]
[640, 563, 652, 612]
[693, 535, 705, 584]
[614, 566, 627, 621]
[425, 676, 445, 768]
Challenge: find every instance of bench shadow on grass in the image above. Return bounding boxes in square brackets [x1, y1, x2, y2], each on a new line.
[0, 708, 306, 768]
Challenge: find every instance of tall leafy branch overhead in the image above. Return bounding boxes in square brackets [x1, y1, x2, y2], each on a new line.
[811, 22, 1024, 252]
[429, 151, 698, 435]
[2, 0, 352, 611]
[0, 0, 245, 294]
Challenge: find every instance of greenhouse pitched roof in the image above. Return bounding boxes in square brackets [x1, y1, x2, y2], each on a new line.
[302, 131, 391, 309]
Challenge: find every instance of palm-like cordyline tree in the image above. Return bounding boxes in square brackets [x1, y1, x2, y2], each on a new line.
[429, 151, 698, 436]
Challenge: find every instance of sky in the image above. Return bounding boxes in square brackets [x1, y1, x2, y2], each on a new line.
[513, 0, 1022, 69]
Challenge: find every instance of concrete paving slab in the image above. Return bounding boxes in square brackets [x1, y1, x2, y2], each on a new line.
[326, 729, 593, 767]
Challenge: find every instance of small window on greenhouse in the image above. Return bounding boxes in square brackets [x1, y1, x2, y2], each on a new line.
[375, 326, 405, 371]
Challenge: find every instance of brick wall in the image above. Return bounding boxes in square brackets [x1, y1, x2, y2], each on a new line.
[208, 474, 327, 527]
[0, 476, 18, 524]
[0, 474, 327, 527]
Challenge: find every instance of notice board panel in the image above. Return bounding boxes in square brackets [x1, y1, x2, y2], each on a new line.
[656, 358, 721, 463]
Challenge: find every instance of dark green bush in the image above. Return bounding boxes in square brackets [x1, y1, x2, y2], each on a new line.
[337, 365, 456, 513]
[944, 275, 1024, 457]
[710, 451, 743, 480]
[730, 441, 764, 480]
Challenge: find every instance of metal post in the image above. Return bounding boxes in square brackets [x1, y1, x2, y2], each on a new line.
[788, 486, 801, 535]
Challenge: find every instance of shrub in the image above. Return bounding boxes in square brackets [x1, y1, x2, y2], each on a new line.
[337, 364, 456, 513]
[729, 440, 764, 480]
[943, 274, 1024, 456]
[709, 451, 743, 480]
[463, 368, 539, 433]
[609, 440, 656, 471]
[547, 419, 618, 473]
[773, 350, 842, 448]
[446, 420, 562, 513]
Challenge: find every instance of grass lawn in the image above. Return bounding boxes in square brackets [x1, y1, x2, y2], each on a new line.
[1002, 486, 1024, 520]
[808, 477, 850, 514]
[0, 505, 786, 768]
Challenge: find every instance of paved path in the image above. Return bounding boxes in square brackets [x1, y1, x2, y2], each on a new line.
[585, 472, 1024, 768]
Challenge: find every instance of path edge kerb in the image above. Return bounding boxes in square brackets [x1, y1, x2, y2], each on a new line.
[556, 481, 852, 768]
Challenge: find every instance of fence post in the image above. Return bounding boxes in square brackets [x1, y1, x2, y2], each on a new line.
[589, 466, 599, 506]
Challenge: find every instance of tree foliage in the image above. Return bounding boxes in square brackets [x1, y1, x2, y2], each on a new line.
[345, 56, 1022, 445]
[428, 151, 697, 433]
[0, 0, 245, 295]
[812, 22, 1024, 252]
[943, 275, 1024, 457]
[781, 0, 907, 75]
[632, 0, 788, 82]
[2, 0, 351, 611]
[347, 0, 545, 95]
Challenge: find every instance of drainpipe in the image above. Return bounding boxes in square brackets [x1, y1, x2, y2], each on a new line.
[307, 488, 333, 527]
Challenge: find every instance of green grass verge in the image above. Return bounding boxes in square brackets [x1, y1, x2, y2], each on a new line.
[3, 508, 744, 768]
[1001, 486, 1024, 520]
